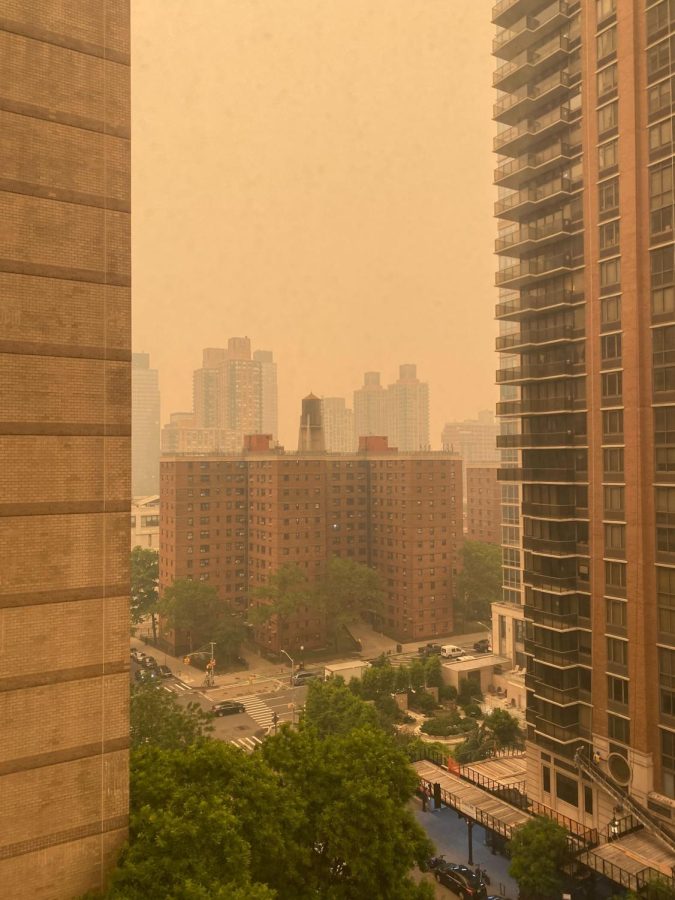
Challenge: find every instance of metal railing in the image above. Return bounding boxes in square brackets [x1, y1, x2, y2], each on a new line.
[459, 764, 528, 808]
[528, 798, 598, 846]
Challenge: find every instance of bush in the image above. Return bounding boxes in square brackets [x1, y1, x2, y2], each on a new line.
[439, 684, 458, 702]
[462, 703, 483, 719]
[420, 714, 460, 737]
[407, 690, 437, 714]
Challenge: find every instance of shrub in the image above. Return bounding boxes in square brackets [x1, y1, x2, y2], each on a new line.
[462, 703, 483, 719]
[439, 684, 458, 702]
[407, 690, 437, 714]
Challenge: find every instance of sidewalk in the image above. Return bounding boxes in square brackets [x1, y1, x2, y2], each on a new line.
[348, 622, 491, 659]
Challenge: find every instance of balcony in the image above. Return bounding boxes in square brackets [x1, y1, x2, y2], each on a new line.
[499, 466, 582, 483]
[493, 34, 570, 91]
[524, 569, 579, 591]
[496, 253, 574, 289]
[521, 501, 579, 517]
[494, 141, 575, 190]
[523, 534, 586, 554]
[495, 175, 574, 220]
[495, 286, 582, 319]
[494, 105, 574, 157]
[492, 0, 543, 28]
[496, 323, 582, 351]
[494, 71, 572, 125]
[498, 431, 585, 449]
[534, 717, 585, 744]
[496, 356, 585, 383]
[493, 2, 571, 60]
[524, 606, 583, 631]
[526, 674, 581, 705]
[524, 638, 579, 666]
[496, 218, 577, 256]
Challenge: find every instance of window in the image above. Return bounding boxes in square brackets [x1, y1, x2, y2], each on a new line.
[600, 257, 621, 290]
[647, 0, 674, 40]
[654, 285, 675, 315]
[596, 0, 616, 23]
[662, 729, 675, 798]
[648, 38, 671, 80]
[141, 515, 159, 527]
[604, 485, 624, 514]
[584, 786, 594, 815]
[658, 566, 675, 635]
[599, 178, 620, 215]
[130, 516, 136, 527]
[607, 675, 629, 706]
[601, 295, 622, 324]
[597, 25, 617, 60]
[601, 332, 622, 361]
[597, 64, 618, 98]
[650, 118, 673, 154]
[602, 408, 623, 437]
[605, 560, 626, 593]
[607, 636, 628, 667]
[650, 161, 674, 236]
[605, 523, 625, 552]
[598, 100, 618, 134]
[603, 447, 624, 475]
[660, 648, 675, 716]
[606, 598, 627, 628]
[608, 713, 630, 744]
[601, 371, 623, 401]
[542, 765, 551, 794]
[654, 325, 675, 392]
[599, 220, 620, 252]
[599, 138, 619, 171]
[648, 80, 671, 118]
[556, 773, 579, 807]
[657, 486, 675, 551]
[656, 407, 675, 473]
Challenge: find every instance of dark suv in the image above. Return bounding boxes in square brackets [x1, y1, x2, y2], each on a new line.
[473, 638, 491, 654]
[435, 863, 488, 899]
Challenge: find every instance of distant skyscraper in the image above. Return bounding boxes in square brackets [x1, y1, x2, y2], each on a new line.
[388, 364, 430, 451]
[354, 371, 390, 441]
[441, 410, 499, 463]
[322, 398, 355, 452]
[193, 348, 228, 428]
[298, 394, 326, 451]
[0, 5, 130, 895]
[132, 352, 160, 496]
[253, 350, 278, 440]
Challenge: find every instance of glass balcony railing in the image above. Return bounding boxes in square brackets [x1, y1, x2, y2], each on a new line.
[493, 2, 571, 60]
[494, 105, 573, 156]
[495, 322, 582, 348]
[495, 252, 574, 288]
[494, 140, 575, 188]
[493, 35, 570, 91]
[494, 71, 572, 124]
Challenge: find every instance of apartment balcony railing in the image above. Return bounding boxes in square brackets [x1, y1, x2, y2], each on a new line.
[492, 0, 543, 28]
[496, 252, 575, 289]
[524, 639, 579, 667]
[498, 431, 585, 450]
[495, 217, 577, 255]
[495, 176, 574, 221]
[525, 673, 581, 704]
[521, 501, 580, 518]
[494, 105, 573, 157]
[493, 34, 570, 91]
[496, 324, 581, 350]
[499, 466, 581, 483]
[495, 286, 582, 319]
[533, 716, 587, 744]
[494, 70, 572, 124]
[523, 534, 586, 554]
[496, 357, 585, 383]
[494, 141, 575, 189]
[524, 569, 580, 591]
[524, 607, 583, 631]
[493, 2, 571, 60]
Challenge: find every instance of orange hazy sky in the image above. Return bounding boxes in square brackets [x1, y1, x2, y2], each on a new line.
[131, 1, 497, 447]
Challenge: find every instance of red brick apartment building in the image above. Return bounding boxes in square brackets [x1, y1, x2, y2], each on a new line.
[159, 436, 463, 651]
[466, 464, 502, 544]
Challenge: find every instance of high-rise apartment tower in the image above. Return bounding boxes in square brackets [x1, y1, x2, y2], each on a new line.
[132, 352, 160, 496]
[494, 0, 675, 856]
[0, 4, 130, 896]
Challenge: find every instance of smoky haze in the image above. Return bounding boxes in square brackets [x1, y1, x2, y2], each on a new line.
[131, 0, 496, 447]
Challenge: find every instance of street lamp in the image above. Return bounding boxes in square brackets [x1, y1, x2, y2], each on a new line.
[300, 644, 305, 669]
[280, 649, 294, 686]
[608, 815, 619, 841]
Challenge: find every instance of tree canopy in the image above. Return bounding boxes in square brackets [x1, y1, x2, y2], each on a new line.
[130, 547, 159, 640]
[103, 679, 434, 899]
[130, 683, 213, 751]
[508, 817, 573, 900]
[455, 540, 501, 626]
[158, 577, 244, 661]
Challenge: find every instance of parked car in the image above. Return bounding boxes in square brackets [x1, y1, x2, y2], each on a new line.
[473, 638, 492, 654]
[211, 700, 245, 717]
[157, 665, 172, 678]
[142, 655, 158, 669]
[135, 668, 159, 684]
[418, 643, 442, 657]
[434, 863, 488, 899]
[292, 670, 322, 686]
[440, 644, 464, 660]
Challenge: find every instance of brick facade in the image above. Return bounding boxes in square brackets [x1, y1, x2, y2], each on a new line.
[466, 464, 501, 545]
[0, 3, 130, 896]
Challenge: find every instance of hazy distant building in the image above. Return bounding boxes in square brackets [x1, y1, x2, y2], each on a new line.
[0, 6, 130, 895]
[353, 371, 390, 441]
[441, 410, 499, 463]
[298, 394, 326, 451]
[130, 495, 160, 550]
[254, 349, 278, 439]
[193, 348, 228, 428]
[132, 352, 160, 496]
[322, 397, 355, 452]
[465, 464, 501, 545]
[388, 364, 430, 451]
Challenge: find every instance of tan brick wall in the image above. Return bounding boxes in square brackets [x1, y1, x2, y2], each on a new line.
[0, 0, 130, 58]
[0, 437, 130, 505]
[0, 109, 129, 206]
[0, 513, 129, 596]
[0, 274, 129, 353]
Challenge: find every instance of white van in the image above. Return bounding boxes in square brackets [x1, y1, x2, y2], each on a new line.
[440, 644, 464, 660]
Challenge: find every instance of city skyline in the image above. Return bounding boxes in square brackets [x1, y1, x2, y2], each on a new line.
[131, 1, 497, 449]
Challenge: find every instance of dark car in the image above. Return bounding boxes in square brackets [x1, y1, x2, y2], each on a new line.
[135, 668, 159, 684]
[292, 670, 321, 686]
[142, 655, 158, 669]
[157, 665, 172, 678]
[473, 638, 492, 654]
[435, 863, 488, 899]
[418, 643, 442, 657]
[211, 700, 246, 717]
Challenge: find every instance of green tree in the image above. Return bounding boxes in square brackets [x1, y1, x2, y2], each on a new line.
[455, 540, 501, 626]
[211, 613, 247, 665]
[508, 817, 573, 900]
[483, 708, 524, 750]
[315, 557, 385, 649]
[130, 547, 159, 640]
[130, 683, 213, 750]
[304, 678, 380, 737]
[264, 681, 435, 899]
[249, 563, 313, 625]
[424, 655, 443, 688]
[159, 578, 231, 654]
